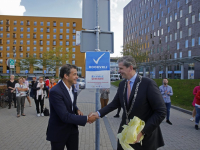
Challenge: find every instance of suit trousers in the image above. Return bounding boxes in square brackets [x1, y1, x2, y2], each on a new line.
[100, 98, 109, 108]
[35, 95, 44, 114]
[8, 91, 16, 107]
[50, 131, 79, 150]
[16, 96, 25, 115]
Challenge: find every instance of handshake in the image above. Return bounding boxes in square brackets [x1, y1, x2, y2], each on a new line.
[87, 112, 99, 124]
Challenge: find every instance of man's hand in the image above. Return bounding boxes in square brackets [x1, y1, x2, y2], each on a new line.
[133, 132, 143, 144]
[77, 110, 83, 116]
[87, 112, 99, 124]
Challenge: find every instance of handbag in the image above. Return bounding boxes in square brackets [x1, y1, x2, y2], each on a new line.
[43, 107, 50, 116]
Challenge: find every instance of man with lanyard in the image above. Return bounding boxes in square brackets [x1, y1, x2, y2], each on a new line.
[159, 78, 173, 125]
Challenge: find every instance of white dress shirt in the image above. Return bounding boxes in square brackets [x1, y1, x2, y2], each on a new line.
[62, 81, 74, 111]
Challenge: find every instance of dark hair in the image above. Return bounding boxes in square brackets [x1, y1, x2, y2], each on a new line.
[59, 64, 77, 79]
[117, 55, 137, 69]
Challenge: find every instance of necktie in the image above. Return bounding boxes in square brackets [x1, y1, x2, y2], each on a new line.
[127, 81, 131, 103]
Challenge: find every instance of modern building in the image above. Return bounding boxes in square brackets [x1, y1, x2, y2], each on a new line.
[123, 0, 200, 79]
[0, 15, 85, 77]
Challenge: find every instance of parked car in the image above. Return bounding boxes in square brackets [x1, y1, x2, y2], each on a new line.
[110, 74, 121, 81]
[77, 78, 85, 89]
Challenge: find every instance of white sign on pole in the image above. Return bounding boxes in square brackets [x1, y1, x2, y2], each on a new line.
[86, 52, 110, 88]
[76, 31, 81, 46]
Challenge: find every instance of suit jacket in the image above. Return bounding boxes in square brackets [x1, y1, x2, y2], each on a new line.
[46, 81, 87, 142]
[99, 75, 166, 150]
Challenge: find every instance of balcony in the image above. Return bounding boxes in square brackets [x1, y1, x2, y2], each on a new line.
[27, 21, 30, 26]
[13, 34, 17, 38]
[19, 46, 23, 51]
[6, 20, 10, 25]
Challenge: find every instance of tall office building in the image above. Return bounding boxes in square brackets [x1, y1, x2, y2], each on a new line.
[0, 15, 85, 77]
[124, 0, 200, 79]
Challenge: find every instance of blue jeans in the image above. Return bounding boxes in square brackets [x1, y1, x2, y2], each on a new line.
[195, 106, 200, 125]
[165, 102, 171, 120]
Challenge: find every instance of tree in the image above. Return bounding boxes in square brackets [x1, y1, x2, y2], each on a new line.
[16, 55, 39, 72]
[122, 42, 149, 70]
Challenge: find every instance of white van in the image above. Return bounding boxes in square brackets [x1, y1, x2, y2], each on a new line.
[110, 74, 121, 81]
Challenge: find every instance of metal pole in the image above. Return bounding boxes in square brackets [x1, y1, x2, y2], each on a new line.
[95, 0, 100, 150]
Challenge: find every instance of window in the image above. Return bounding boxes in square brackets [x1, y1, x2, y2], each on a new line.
[53, 35, 56, 39]
[0, 27, 3, 31]
[27, 28, 30, 32]
[72, 60, 75, 65]
[192, 38, 195, 47]
[7, 40, 10, 44]
[168, 7, 170, 14]
[53, 41, 56, 46]
[60, 22, 63, 27]
[20, 40, 23, 45]
[20, 21, 24, 25]
[40, 28, 43, 32]
[27, 34, 30, 38]
[34, 21, 37, 26]
[73, 29, 76, 33]
[46, 27, 50, 32]
[40, 22, 44, 26]
[0, 46, 3, 50]
[180, 10, 182, 18]
[177, 42, 180, 50]
[33, 41, 37, 45]
[20, 27, 23, 32]
[166, 18, 168, 24]
[168, 26, 170, 32]
[170, 15, 172, 22]
[157, 13, 159, 19]
[66, 35, 69, 39]
[53, 21, 56, 26]
[188, 50, 191, 57]
[177, 1, 180, 9]
[33, 53, 36, 58]
[40, 40, 43, 45]
[66, 41, 69, 46]
[0, 20, 3, 25]
[73, 42, 76, 46]
[13, 40, 16, 44]
[20, 34, 23, 38]
[47, 35, 50, 39]
[66, 29, 69, 33]
[47, 41, 50, 45]
[165, 36, 168, 43]
[40, 47, 43, 51]
[33, 33, 36, 39]
[7, 33, 10, 38]
[73, 22, 76, 27]
[159, 21, 161, 27]
[72, 48, 75, 52]
[60, 34, 63, 39]
[6, 46, 10, 51]
[186, 0, 188, 4]
[180, 31, 182, 39]
[46, 47, 49, 51]
[7, 53, 10, 57]
[66, 48, 69, 52]
[170, 34, 172, 41]
[60, 41, 63, 46]
[165, 0, 167, 5]
[33, 47, 36, 51]
[199, 13, 200, 21]
[185, 40, 188, 48]
[66, 22, 70, 27]
[185, 18, 188, 26]
[40, 34, 43, 39]
[19, 53, 23, 58]
[175, 13, 177, 20]
[180, 52, 182, 58]
[161, 28, 163, 35]
[192, 15, 195, 24]
[14, 20, 17, 25]
[175, 33, 177, 40]
[199, 37, 200, 45]
[0, 33, 3, 38]
[189, 5, 192, 13]
[188, 28, 191, 36]
[34, 28, 37, 32]
[60, 29, 63, 33]
[27, 47, 30, 51]
[53, 29, 56, 33]
[177, 22, 180, 29]
[72, 54, 75, 58]
[47, 22, 50, 26]
[174, 53, 177, 59]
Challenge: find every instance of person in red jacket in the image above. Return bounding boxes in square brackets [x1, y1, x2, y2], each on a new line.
[195, 90, 200, 130]
[45, 77, 49, 98]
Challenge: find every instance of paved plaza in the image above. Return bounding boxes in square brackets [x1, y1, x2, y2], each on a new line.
[0, 85, 200, 150]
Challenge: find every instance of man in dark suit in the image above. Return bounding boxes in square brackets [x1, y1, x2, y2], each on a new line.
[46, 64, 97, 150]
[91, 56, 166, 150]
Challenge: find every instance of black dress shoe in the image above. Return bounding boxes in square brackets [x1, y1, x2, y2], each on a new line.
[114, 114, 120, 118]
[195, 125, 199, 130]
[166, 120, 172, 125]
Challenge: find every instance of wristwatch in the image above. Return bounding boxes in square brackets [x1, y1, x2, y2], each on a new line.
[141, 130, 145, 136]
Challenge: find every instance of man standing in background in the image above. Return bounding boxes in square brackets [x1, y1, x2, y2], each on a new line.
[159, 78, 173, 125]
